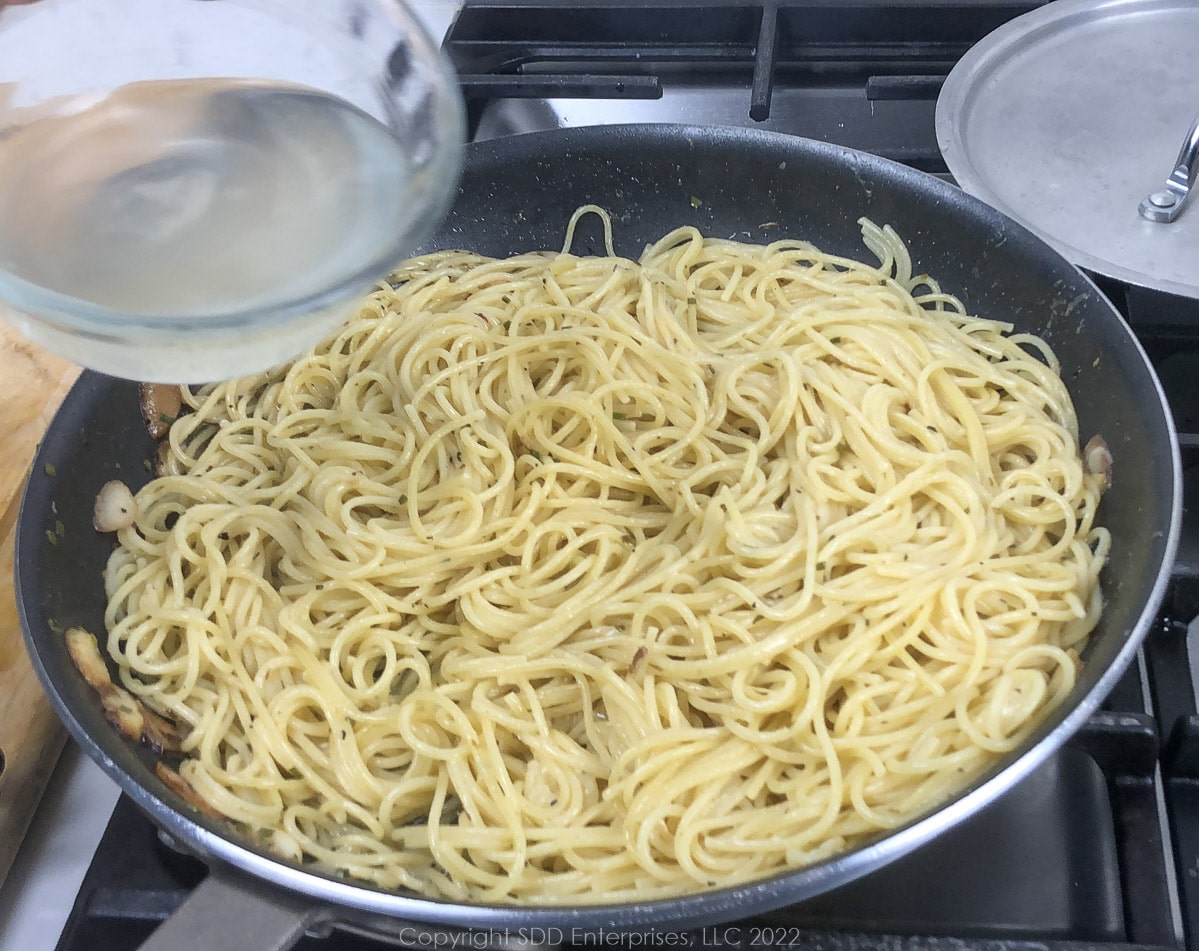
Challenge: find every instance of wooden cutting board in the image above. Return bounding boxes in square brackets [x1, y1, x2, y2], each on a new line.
[0, 323, 81, 888]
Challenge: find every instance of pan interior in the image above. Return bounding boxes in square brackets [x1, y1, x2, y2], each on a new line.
[16, 124, 1179, 929]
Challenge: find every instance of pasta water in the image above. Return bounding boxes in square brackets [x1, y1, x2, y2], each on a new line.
[0, 79, 423, 381]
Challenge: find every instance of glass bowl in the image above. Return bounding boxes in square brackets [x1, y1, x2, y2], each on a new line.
[0, 0, 464, 382]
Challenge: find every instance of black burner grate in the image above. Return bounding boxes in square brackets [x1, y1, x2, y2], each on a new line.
[444, 0, 1053, 168]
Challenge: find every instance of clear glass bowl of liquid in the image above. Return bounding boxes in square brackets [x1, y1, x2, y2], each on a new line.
[0, 0, 464, 382]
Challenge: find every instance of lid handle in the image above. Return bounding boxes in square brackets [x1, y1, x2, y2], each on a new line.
[1138, 115, 1199, 223]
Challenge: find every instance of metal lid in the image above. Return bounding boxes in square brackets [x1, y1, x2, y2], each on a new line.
[936, 0, 1199, 300]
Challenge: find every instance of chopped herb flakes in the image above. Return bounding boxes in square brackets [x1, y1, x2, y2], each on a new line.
[46, 518, 67, 545]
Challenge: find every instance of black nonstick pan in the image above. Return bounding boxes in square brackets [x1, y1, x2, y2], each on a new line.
[15, 124, 1182, 949]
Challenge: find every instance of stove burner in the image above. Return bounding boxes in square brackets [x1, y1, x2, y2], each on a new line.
[444, 0, 1047, 168]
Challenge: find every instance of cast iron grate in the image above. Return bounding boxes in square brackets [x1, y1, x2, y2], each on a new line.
[442, 0, 1051, 168]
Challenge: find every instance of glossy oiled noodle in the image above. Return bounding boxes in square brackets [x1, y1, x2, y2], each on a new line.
[102, 210, 1109, 902]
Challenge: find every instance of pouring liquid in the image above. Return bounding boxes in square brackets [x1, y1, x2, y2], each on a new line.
[0, 79, 419, 379]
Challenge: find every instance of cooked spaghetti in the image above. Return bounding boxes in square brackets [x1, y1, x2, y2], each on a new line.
[100, 210, 1109, 902]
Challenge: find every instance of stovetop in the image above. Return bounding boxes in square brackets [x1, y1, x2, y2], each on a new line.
[48, 2, 1199, 949]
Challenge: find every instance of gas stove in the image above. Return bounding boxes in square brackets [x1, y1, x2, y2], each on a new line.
[10, 2, 1199, 950]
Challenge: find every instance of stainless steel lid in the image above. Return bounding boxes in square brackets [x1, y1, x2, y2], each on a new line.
[936, 0, 1199, 300]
